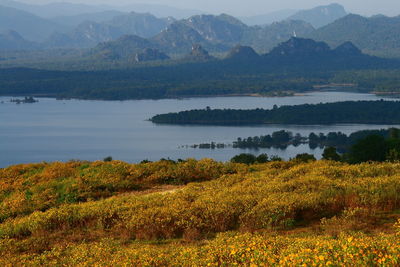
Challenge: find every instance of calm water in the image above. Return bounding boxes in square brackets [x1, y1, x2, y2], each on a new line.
[0, 92, 398, 167]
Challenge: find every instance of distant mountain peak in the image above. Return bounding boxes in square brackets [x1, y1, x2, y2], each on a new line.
[225, 45, 260, 61]
[2, 29, 23, 39]
[334, 41, 362, 55]
[288, 3, 347, 28]
[182, 14, 247, 44]
[269, 37, 331, 56]
[0, 29, 36, 50]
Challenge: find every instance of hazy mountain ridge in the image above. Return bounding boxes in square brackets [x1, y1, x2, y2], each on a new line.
[0, 1, 342, 52]
[0, 30, 36, 50]
[0, 1, 399, 59]
[0, 0, 202, 19]
[243, 20, 315, 53]
[240, 9, 298, 26]
[47, 12, 175, 49]
[50, 10, 126, 28]
[308, 14, 400, 57]
[0, 5, 66, 42]
[46, 21, 124, 49]
[91, 14, 314, 57]
[288, 3, 347, 28]
[240, 3, 346, 27]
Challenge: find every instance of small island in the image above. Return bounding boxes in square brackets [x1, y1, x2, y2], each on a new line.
[10, 96, 39, 104]
[151, 100, 400, 125]
[187, 128, 397, 153]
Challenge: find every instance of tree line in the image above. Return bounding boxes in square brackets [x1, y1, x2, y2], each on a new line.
[230, 128, 400, 164]
[151, 101, 400, 125]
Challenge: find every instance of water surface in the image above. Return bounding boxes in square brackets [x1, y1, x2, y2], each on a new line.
[0, 92, 397, 167]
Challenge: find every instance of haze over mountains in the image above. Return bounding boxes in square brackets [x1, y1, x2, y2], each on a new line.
[0, 0, 202, 18]
[308, 14, 400, 57]
[0, 1, 400, 59]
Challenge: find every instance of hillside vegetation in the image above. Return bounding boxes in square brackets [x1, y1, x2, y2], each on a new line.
[0, 159, 400, 265]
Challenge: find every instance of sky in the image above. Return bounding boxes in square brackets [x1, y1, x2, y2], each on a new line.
[19, 0, 400, 17]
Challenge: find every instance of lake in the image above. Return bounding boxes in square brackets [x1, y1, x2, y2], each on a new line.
[0, 91, 398, 167]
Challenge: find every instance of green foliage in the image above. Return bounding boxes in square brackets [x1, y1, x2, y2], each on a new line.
[322, 147, 341, 161]
[348, 135, 387, 163]
[231, 153, 257, 165]
[103, 156, 113, 162]
[293, 153, 316, 162]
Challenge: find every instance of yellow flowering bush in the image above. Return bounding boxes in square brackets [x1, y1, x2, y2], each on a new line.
[0, 160, 399, 266]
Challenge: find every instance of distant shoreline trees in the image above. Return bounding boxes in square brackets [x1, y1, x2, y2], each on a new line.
[151, 101, 400, 125]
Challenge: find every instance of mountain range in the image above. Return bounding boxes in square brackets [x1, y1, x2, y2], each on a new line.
[47, 12, 175, 49]
[0, 0, 202, 19]
[92, 36, 395, 72]
[0, 2, 343, 48]
[0, 1, 400, 59]
[0, 37, 397, 100]
[90, 14, 315, 57]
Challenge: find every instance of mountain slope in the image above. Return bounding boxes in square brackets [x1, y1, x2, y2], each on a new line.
[107, 12, 174, 38]
[0, 0, 109, 17]
[182, 14, 248, 44]
[288, 3, 347, 28]
[225, 45, 260, 61]
[0, 5, 65, 42]
[46, 21, 124, 49]
[183, 44, 215, 61]
[50, 10, 125, 27]
[92, 35, 156, 60]
[308, 14, 400, 57]
[0, 0, 202, 19]
[90, 15, 315, 57]
[47, 12, 174, 49]
[241, 9, 298, 26]
[263, 37, 395, 70]
[0, 30, 36, 50]
[150, 21, 228, 54]
[244, 20, 315, 53]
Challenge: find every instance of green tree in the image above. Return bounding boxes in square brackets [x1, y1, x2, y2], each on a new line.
[293, 153, 316, 163]
[103, 156, 113, 162]
[231, 154, 257, 165]
[348, 135, 387, 163]
[322, 147, 341, 161]
[256, 154, 269, 163]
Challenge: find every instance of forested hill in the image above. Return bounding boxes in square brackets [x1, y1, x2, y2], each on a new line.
[151, 100, 400, 125]
[1, 38, 400, 100]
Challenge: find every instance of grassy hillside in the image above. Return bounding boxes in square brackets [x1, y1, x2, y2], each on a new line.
[1, 159, 400, 265]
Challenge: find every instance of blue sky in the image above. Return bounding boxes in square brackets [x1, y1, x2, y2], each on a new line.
[20, 0, 400, 16]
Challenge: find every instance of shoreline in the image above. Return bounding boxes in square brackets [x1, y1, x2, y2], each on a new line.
[0, 88, 382, 102]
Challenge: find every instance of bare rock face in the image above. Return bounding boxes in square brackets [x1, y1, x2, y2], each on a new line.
[184, 44, 215, 61]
